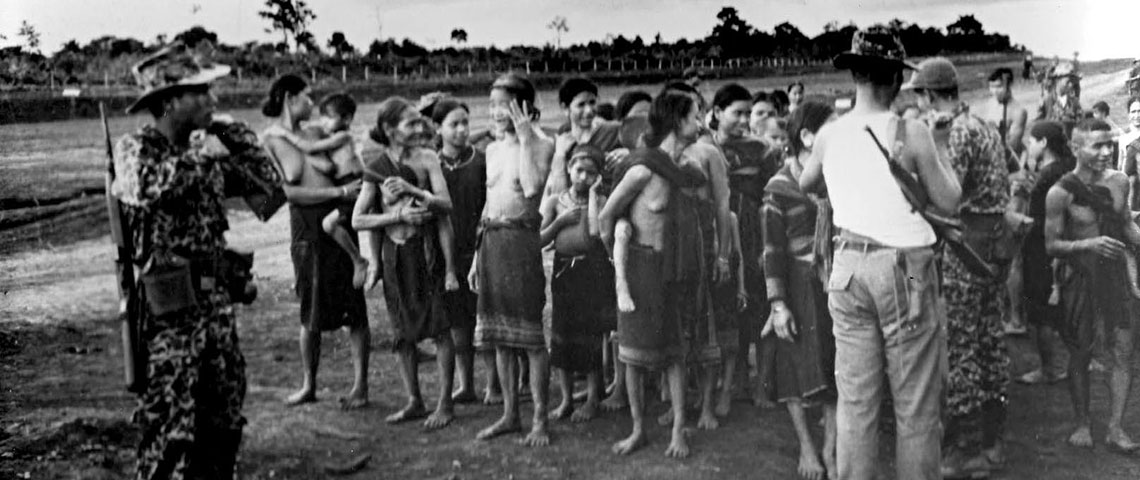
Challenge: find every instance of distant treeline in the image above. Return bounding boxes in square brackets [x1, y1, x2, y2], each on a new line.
[0, 7, 1017, 90]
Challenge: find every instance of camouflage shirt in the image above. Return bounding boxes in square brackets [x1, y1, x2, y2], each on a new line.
[1036, 92, 1083, 127]
[112, 121, 281, 264]
[945, 103, 1011, 215]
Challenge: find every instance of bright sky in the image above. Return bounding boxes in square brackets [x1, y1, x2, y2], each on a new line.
[1, 0, 1137, 61]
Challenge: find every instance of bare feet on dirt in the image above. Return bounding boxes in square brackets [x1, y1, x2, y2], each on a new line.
[665, 431, 690, 458]
[570, 401, 598, 423]
[476, 415, 522, 440]
[1068, 425, 1094, 448]
[483, 388, 504, 405]
[697, 409, 719, 430]
[549, 401, 573, 420]
[285, 388, 317, 407]
[714, 393, 731, 417]
[520, 423, 551, 447]
[451, 388, 479, 404]
[798, 450, 825, 480]
[657, 406, 675, 427]
[612, 429, 647, 455]
[1105, 427, 1140, 453]
[385, 400, 428, 424]
[600, 390, 628, 412]
[337, 391, 368, 410]
[423, 407, 455, 430]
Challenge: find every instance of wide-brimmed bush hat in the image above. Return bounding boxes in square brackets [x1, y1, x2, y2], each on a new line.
[126, 41, 231, 114]
[833, 26, 916, 72]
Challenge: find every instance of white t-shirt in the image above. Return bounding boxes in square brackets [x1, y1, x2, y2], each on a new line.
[821, 111, 936, 248]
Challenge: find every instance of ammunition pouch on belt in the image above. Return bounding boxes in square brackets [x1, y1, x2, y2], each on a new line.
[960, 212, 1016, 268]
[140, 249, 258, 316]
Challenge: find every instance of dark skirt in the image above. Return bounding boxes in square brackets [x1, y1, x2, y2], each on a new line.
[1060, 254, 1137, 352]
[1021, 232, 1063, 328]
[773, 260, 836, 403]
[443, 252, 478, 332]
[551, 249, 616, 372]
[474, 224, 547, 350]
[289, 203, 367, 332]
[618, 244, 683, 370]
[381, 234, 450, 351]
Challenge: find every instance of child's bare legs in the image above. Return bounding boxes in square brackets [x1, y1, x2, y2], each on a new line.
[698, 363, 720, 429]
[664, 361, 690, 458]
[614, 219, 635, 312]
[522, 348, 552, 446]
[482, 350, 503, 404]
[716, 351, 738, 417]
[787, 399, 825, 480]
[322, 209, 368, 289]
[424, 334, 457, 430]
[570, 371, 601, 423]
[551, 367, 574, 420]
[439, 218, 460, 291]
[450, 325, 478, 403]
[339, 323, 370, 410]
[601, 335, 628, 411]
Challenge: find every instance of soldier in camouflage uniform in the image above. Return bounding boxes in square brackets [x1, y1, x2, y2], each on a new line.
[1037, 62, 1083, 135]
[112, 43, 282, 479]
[906, 58, 1012, 479]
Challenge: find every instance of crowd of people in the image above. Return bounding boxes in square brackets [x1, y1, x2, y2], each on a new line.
[110, 26, 1140, 480]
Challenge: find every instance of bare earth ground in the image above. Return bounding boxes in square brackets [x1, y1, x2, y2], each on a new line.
[3, 60, 1140, 479]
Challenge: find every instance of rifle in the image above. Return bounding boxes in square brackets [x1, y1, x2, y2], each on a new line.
[101, 103, 145, 393]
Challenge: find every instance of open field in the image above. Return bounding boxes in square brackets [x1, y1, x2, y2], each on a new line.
[3, 58, 1140, 479]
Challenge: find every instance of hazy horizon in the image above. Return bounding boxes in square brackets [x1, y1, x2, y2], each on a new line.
[2, 0, 1137, 61]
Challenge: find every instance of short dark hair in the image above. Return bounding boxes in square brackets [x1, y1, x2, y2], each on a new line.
[786, 101, 834, 156]
[787, 81, 805, 94]
[752, 90, 772, 105]
[646, 91, 696, 148]
[989, 67, 1014, 84]
[851, 64, 904, 87]
[712, 83, 752, 111]
[319, 92, 357, 119]
[596, 102, 616, 121]
[1091, 100, 1109, 115]
[615, 90, 652, 119]
[558, 77, 598, 107]
[661, 81, 705, 109]
[1070, 118, 1113, 149]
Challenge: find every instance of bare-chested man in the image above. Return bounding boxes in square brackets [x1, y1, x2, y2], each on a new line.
[601, 91, 708, 458]
[467, 73, 555, 447]
[1044, 118, 1140, 453]
[262, 74, 370, 410]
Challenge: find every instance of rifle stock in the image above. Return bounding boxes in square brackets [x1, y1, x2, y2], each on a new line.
[101, 103, 145, 393]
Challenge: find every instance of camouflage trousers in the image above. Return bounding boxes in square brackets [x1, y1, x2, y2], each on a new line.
[942, 251, 1010, 451]
[134, 292, 247, 480]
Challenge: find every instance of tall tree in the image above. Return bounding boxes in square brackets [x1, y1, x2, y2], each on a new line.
[258, 0, 317, 53]
[547, 16, 568, 49]
[327, 31, 356, 58]
[709, 6, 756, 58]
[450, 28, 468, 45]
[947, 15, 983, 36]
[18, 20, 41, 54]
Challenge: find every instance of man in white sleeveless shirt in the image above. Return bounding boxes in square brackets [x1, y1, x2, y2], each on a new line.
[800, 27, 961, 480]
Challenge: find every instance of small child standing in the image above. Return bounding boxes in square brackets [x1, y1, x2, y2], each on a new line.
[266, 93, 369, 288]
[541, 144, 614, 423]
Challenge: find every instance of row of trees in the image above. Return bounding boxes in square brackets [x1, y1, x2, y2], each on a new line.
[0, 3, 1018, 89]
